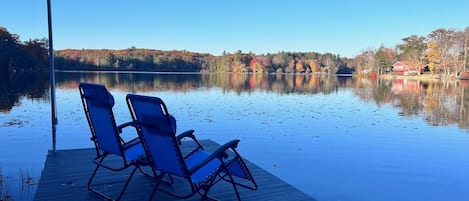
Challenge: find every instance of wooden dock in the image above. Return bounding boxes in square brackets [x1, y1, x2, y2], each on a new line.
[34, 140, 315, 201]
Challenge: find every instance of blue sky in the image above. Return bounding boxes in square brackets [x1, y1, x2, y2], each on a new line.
[1, 0, 468, 58]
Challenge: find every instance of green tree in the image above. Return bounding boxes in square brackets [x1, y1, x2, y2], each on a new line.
[0, 27, 49, 72]
[397, 35, 427, 74]
[375, 46, 395, 74]
[0, 27, 20, 72]
[22, 39, 49, 69]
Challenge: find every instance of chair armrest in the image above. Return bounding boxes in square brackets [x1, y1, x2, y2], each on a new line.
[176, 129, 196, 142]
[177, 130, 205, 157]
[117, 121, 137, 133]
[188, 139, 240, 174]
[117, 121, 139, 144]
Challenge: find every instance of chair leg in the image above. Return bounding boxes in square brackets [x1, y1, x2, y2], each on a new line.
[88, 157, 112, 200]
[87, 163, 105, 199]
[199, 188, 219, 201]
[88, 162, 139, 201]
[226, 172, 242, 201]
[219, 163, 243, 201]
[198, 176, 223, 201]
[115, 165, 138, 200]
[148, 176, 165, 201]
[148, 188, 157, 201]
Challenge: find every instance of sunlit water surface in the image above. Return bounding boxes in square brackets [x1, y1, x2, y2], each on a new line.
[1, 72, 469, 201]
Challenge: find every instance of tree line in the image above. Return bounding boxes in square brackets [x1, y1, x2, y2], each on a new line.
[0, 27, 49, 74]
[54, 48, 354, 74]
[1, 26, 354, 74]
[1, 25, 468, 75]
[354, 27, 469, 76]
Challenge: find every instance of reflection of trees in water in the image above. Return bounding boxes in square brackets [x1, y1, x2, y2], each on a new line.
[55, 72, 341, 95]
[353, 78, 469, 130]
[422, 80, 469, 128]
[0, 72, 49, 112]
[458, 81, 469, 129]
[397, 91, 422, 117]
[5, 71, 469, 131]
[353, 78, 375, 104]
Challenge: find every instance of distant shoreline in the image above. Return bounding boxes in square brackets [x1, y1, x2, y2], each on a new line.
[379, 73, 458, 81]
[53, 70, 462, 81]
[54, 69, 204, 75]
[54, 69, 355, 76]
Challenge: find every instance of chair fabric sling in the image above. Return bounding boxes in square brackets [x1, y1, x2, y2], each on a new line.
[79, 82, 148, 201]
[126, 94, 257, 200]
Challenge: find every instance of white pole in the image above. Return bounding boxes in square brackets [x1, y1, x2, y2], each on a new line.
[47, 0, 58, 152]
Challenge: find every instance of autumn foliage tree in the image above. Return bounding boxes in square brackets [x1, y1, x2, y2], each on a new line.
[249, 57, 264, 73]
[7, 24, 469, 76]
[464, 27, 469, 70]
[426, 41, 441, 74]
[356, 27, 469, 77]
[305, 59, 320, 73]
[353, 49, 376, 76]
[427, 28, 461, 75]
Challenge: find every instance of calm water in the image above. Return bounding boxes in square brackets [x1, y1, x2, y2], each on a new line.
[1, 71, 469, 201]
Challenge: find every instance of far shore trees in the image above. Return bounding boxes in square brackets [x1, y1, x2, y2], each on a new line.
[1, 25, 468, 76]
[355, 27, 469, 77]
[0, 27, 49, 73]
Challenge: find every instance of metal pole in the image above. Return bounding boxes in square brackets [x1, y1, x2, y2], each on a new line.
[47, 0, 58, 152]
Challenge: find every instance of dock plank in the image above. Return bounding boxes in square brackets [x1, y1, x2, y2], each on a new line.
[34, 140, 315, 201]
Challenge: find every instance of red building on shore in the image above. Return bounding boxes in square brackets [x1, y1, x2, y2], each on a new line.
[392, 61, 407, 75]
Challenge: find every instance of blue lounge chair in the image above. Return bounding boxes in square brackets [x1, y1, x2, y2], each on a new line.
[79, 82, 151, 201]
[126, 94, 257, 200]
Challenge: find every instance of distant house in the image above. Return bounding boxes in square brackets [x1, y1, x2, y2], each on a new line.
[392, 61, 424, 75]
[392, 61, 407, 75]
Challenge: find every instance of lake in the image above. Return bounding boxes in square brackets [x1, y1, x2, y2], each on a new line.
[1, 71, 469, 201]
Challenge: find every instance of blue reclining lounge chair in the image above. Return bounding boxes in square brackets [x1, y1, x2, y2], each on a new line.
[126, 94, 257, 200]
[79, 82, 151, 201]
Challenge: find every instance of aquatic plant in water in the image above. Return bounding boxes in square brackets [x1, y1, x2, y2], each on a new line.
[0, 166, 13, 201]
[0, 166, 37, 201]
[20, 169, 37, 190]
